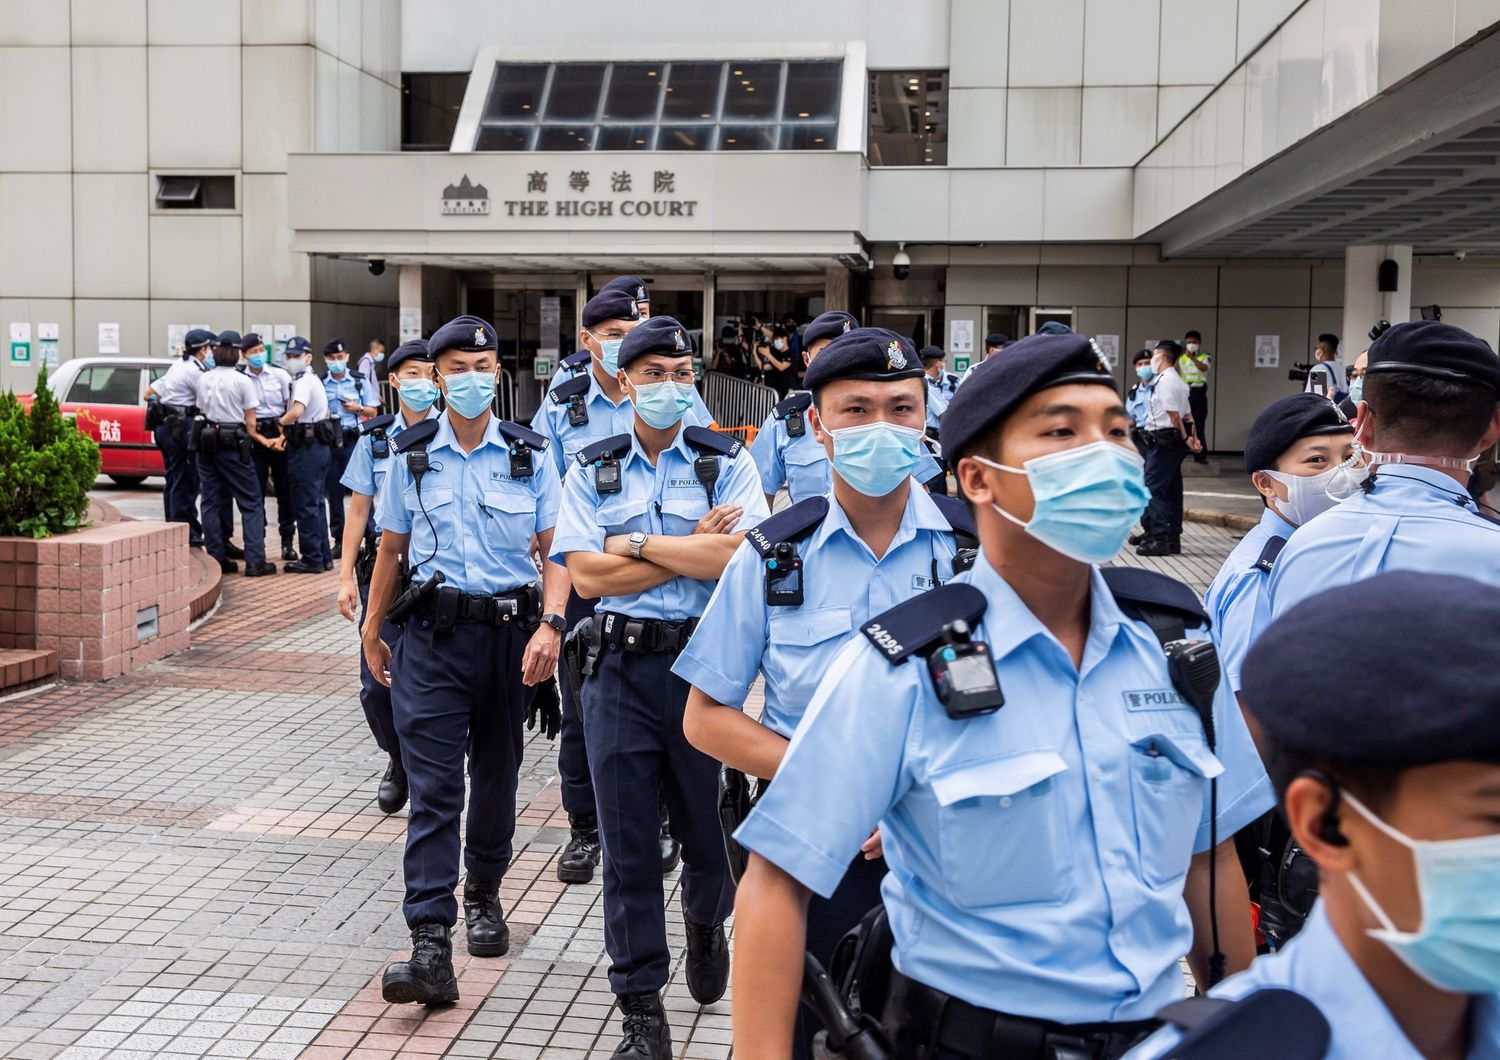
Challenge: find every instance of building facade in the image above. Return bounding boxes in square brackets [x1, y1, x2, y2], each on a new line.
[6, 0, 1500, 448]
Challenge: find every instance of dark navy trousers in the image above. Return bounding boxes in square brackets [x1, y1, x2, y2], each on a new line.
[583, 645, 734, 995]
[794, 854, 888, 1060]
[391, 617, 526, 928]
[558, 589, 597, 815]
[197, 443, 266, 566]
[356, 573, 401, 757]
[253, 430, 295, 545]
[286, 442, 332, 567]
[325, 428, 357, 543]
[153, 421, 202, 541]
[1142, 432, 1187, 538]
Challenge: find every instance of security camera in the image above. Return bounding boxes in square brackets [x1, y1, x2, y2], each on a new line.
[368, 259, 386, 276]
[892, 244, 911, 282]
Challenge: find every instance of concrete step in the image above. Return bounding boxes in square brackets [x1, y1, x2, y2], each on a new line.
[0, 648, 58, 694]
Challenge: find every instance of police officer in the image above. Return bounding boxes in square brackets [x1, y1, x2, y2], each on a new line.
[1137, 339, 1202, 556]
[145, 328, 213, 546]
[1269, 320, 1500, 617]
[195, 338, 283, 577]
[277, 337, 335, 575]
[1129, 571, 1500, 1060]
[323, 337, 380, 559]
[551, 315, 768, 1058]
[731, 333, 1271, 1060]
[919, 344, 956, 496]
[335, 338, 438, 811]
[362, 315, 567, 1006]
[601, 273, 651, 319]
[242, 333, 298, 562]
[1179, 329, 1212, 462]
[957, 331, 1009, 387]
[676, 327, 970, 1060]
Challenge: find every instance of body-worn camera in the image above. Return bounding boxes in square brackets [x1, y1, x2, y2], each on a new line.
[595, 456, 622, 494]
[509, 443, 534, 479]
[370, 428, 390, 460]
[785, 409, 806, 438]
[926, 620, 1004, 720]
[566, 395, 588, 427]
[764, 541, 804, 606]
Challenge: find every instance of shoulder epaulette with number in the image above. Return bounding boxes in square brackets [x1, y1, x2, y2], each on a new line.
[360, 413, 395, 436]
[496, 420, 549, 450]
[1155, 988, 1330, 1059]
[683, 425, 744, 459]
[771, 391, 812, 420]
[745, 497, 829, 557]
[576, 433, 631, 466]
[549, 374, 591, 404]
[1254, 534, 1288, 574]
[1101, 566, 1210, 630]
[392, 418, 439, 454]
[560, 349, 591, 373]
[861, 583, 988, 665]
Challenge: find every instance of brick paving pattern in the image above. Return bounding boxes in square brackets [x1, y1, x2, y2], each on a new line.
[0, 511, 1240, 1059]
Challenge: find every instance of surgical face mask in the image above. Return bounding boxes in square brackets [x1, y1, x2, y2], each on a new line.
[398, 378, 439, 413]
[589, 331, 623, 375]
[1185, 342, 1200, 354]
[828, 421, 925, 497]
[1347, 377, 1364, 405]
[441, 370, 495, 419]
[285, 357, 308, 376]
[1262, 459, 1361, 525]
[328, 360, 348, 377]
[974, 441, 1150, 564]
[1343, 790, 1500, 994]
[373, 350, 385, 363]
[773, 339, 787, 352]
[1136, 364, 1154, 381]
[247, 352, 267, 370]
[631, 380, 696, 430]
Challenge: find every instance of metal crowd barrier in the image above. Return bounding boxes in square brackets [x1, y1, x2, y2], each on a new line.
[703, 371, 779, 447]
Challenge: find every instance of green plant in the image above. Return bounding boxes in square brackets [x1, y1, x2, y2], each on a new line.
[0, 368, 102, 538]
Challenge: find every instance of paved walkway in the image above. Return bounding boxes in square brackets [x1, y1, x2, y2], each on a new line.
[0, 490, 1243, 1060]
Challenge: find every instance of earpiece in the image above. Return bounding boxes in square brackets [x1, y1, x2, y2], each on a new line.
[1297, 769, 1349, 847]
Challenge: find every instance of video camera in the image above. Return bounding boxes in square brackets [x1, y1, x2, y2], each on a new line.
[1287, 361, 1314, 384]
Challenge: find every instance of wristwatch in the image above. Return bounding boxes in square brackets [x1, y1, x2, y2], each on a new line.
[540, 613, 567, 633]
[628, 530, 649, 559]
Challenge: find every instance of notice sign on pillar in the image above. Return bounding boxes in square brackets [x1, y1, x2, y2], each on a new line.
[10, 322, 32, 363]
[1094, 334, 1120, 370]
[948, 318, 974, 355]
[538, 296, 561, 379]
[1255, 335, 1280, 369]
[399, 307, 421, 344]
[38, 323, 59, 367]
[98, 322, 120, 355]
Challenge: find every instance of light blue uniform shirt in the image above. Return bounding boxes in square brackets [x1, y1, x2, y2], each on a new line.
[750, 403, 944, 502]
[1203, 506, 1293, 695]
[1126, 382, 1151, 428]
[323, 372, 377, 429]
[1127, 902, 1500, 1059]
[374, 412, 560, 594]
[1269, 465, 1500, 618]
[550, 426, 769, 621]
[673, 486, 958, 738]
[341, 409, 440, 507]
[529, 367, 712, 479]
[924, 375, 950, 432]
[736, 553, 1273, 1023]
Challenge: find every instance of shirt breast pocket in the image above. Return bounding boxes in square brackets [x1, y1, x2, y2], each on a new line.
[766, 605, 852, 703]
[1128, 730, 1223, 889]
[405, 486, 456, 548]
[783, 445, 829, 498]
[480, 487, 536, 549]
[930, 752, 1073, 908]
[660, 495, 709, 536]
[597, 497, 648, 537]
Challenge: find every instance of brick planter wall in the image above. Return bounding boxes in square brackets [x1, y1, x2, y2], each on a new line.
[0, 521, 193, 681]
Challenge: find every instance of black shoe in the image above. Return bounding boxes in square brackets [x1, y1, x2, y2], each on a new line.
[682, 910, 729, 1005]
[218, 558, 239, 574]
[614, 992, 670, 1058]
[557, 812, 601, 884]
[1127, 530, 1149, 546]
[659, 806, 681, 875]
[1136, 536, 1180, 557]
[323, 562, 334, 572]
[382, 924, 459, 1006]
[189, 538, 205, 549]
[377, 756, 408, 814]
[331, 542, 343, 560]
[244, 561, 278, 577]
[283, 559, 324, 574]
[224, 543, 246, 560]
[282, 543, 299, 562]
[463, 878, 510, 957]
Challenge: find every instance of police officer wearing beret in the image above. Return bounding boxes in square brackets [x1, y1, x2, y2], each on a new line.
[241, 333, 298, 562]
[362, 315, 569, 1006]
[957, 332, 1010, 388]
[332, 339, 440, 810]
[322, 337, 381, 559]
[1270, 320, 1500, 618]
[551, 315, 769, 1058]
[275, 337, 335, 576]
[600, 273, 651, 319]
[531, 287, 711, 885]
[676, 327, 972, 1060]
[732, 333, 1272, 1060]
[146, 327, 214, 547]
[1129, 571, 1500, 1060]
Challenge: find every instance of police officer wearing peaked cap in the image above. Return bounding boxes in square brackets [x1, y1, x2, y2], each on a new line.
[731, 332, 1272, 1060]
[323, 336, 381, 559]
[1269, 319, 1500, 618]
[241, 332, 298, 562]
[676, 326, 975, 1060]
[362, 314, 570, 1006]
[277, 336, 336, 575]
[145, 327, 216, 546]
[550, 314, 769, 1058]
[1128, 571, 1500, 1060]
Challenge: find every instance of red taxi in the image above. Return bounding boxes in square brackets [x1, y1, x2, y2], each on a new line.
[19, 357, 176, 486]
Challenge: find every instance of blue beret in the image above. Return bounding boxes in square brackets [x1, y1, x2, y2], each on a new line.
[617, 315, 693, 369]
[387, 338, 430, 372]
[600, 275, 649, 304]
[803, 328, 924, 391]
[239, 332, 263, 351]
[321, 337, 346, 356]
[919, 345, 946, 362]
[1368, 320, 1500, 393]
[985, 332, 1010, 348]
[940, 333, 1114, 459]
[1036, 321, 1073, 336]
[184, 329, 217, 352]
[283, 336, 311, 356]
[802, 311, 858, 348]
[215, 329, 241, 347]
[1243, 571, 1500, 766]
[1242, 394, 1353, 474]
[427, 316, 498, 358]
[582, 289, 642, 328]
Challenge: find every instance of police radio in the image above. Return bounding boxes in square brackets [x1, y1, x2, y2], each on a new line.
[764, 542, 804, 607]
[566, 394, 588, 427]
[595, 455, 622, 494]
[926, 620, 1004, 720]
[785, 408, 806, 438]
[509, 442, 534, 479]
[370, 427, 390, 460]
[693, 454, 721, 507]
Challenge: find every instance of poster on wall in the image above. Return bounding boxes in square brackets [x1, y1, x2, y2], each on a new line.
[38, 322, 59, 367]
[399, 307, 421, 343]
[1094, 334, 1120, 369]
[948, 318, 974, 355]
[1254, 335, 1280, 368]
[98, 322, 121, 354]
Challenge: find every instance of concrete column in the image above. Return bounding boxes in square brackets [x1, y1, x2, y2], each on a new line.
[1343, 245, 1411, 358]
[399, 264, 423, 341]
[824, 267, 851, 312]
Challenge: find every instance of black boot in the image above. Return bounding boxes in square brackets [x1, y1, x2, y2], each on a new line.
[463, 878, 510, 957]
[377, 756, 408, 814]
[1165, 534, 1182, 555]
[613, 991, 671, 1058]
[683, 909, 729, 1005]
[224, 543, 246, 560]
[1127, 529, 1149, 546]
[557, 811, 601, 884]
[382, 924, 459, 1006]
[1136, 535, 1179, 557]
[282, 540, 299, 562]
[659, 800, 681, 875]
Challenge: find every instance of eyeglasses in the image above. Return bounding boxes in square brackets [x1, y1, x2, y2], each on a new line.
[627, 368, 697, 384]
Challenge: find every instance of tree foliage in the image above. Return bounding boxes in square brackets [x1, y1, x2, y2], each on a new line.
[0, 368, 101, 538]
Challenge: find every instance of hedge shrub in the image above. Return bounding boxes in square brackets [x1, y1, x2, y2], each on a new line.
[0, 368, 102, 538]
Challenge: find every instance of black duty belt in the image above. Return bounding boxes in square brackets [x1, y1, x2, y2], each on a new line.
[415, 584, 539, 629]
[1147, 428, 1182, 439]
[886, 971, 1158, 1060]
[256, 417, 284, 438]
[599, 612, 699, 654]
[341, 425, 361, 441]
